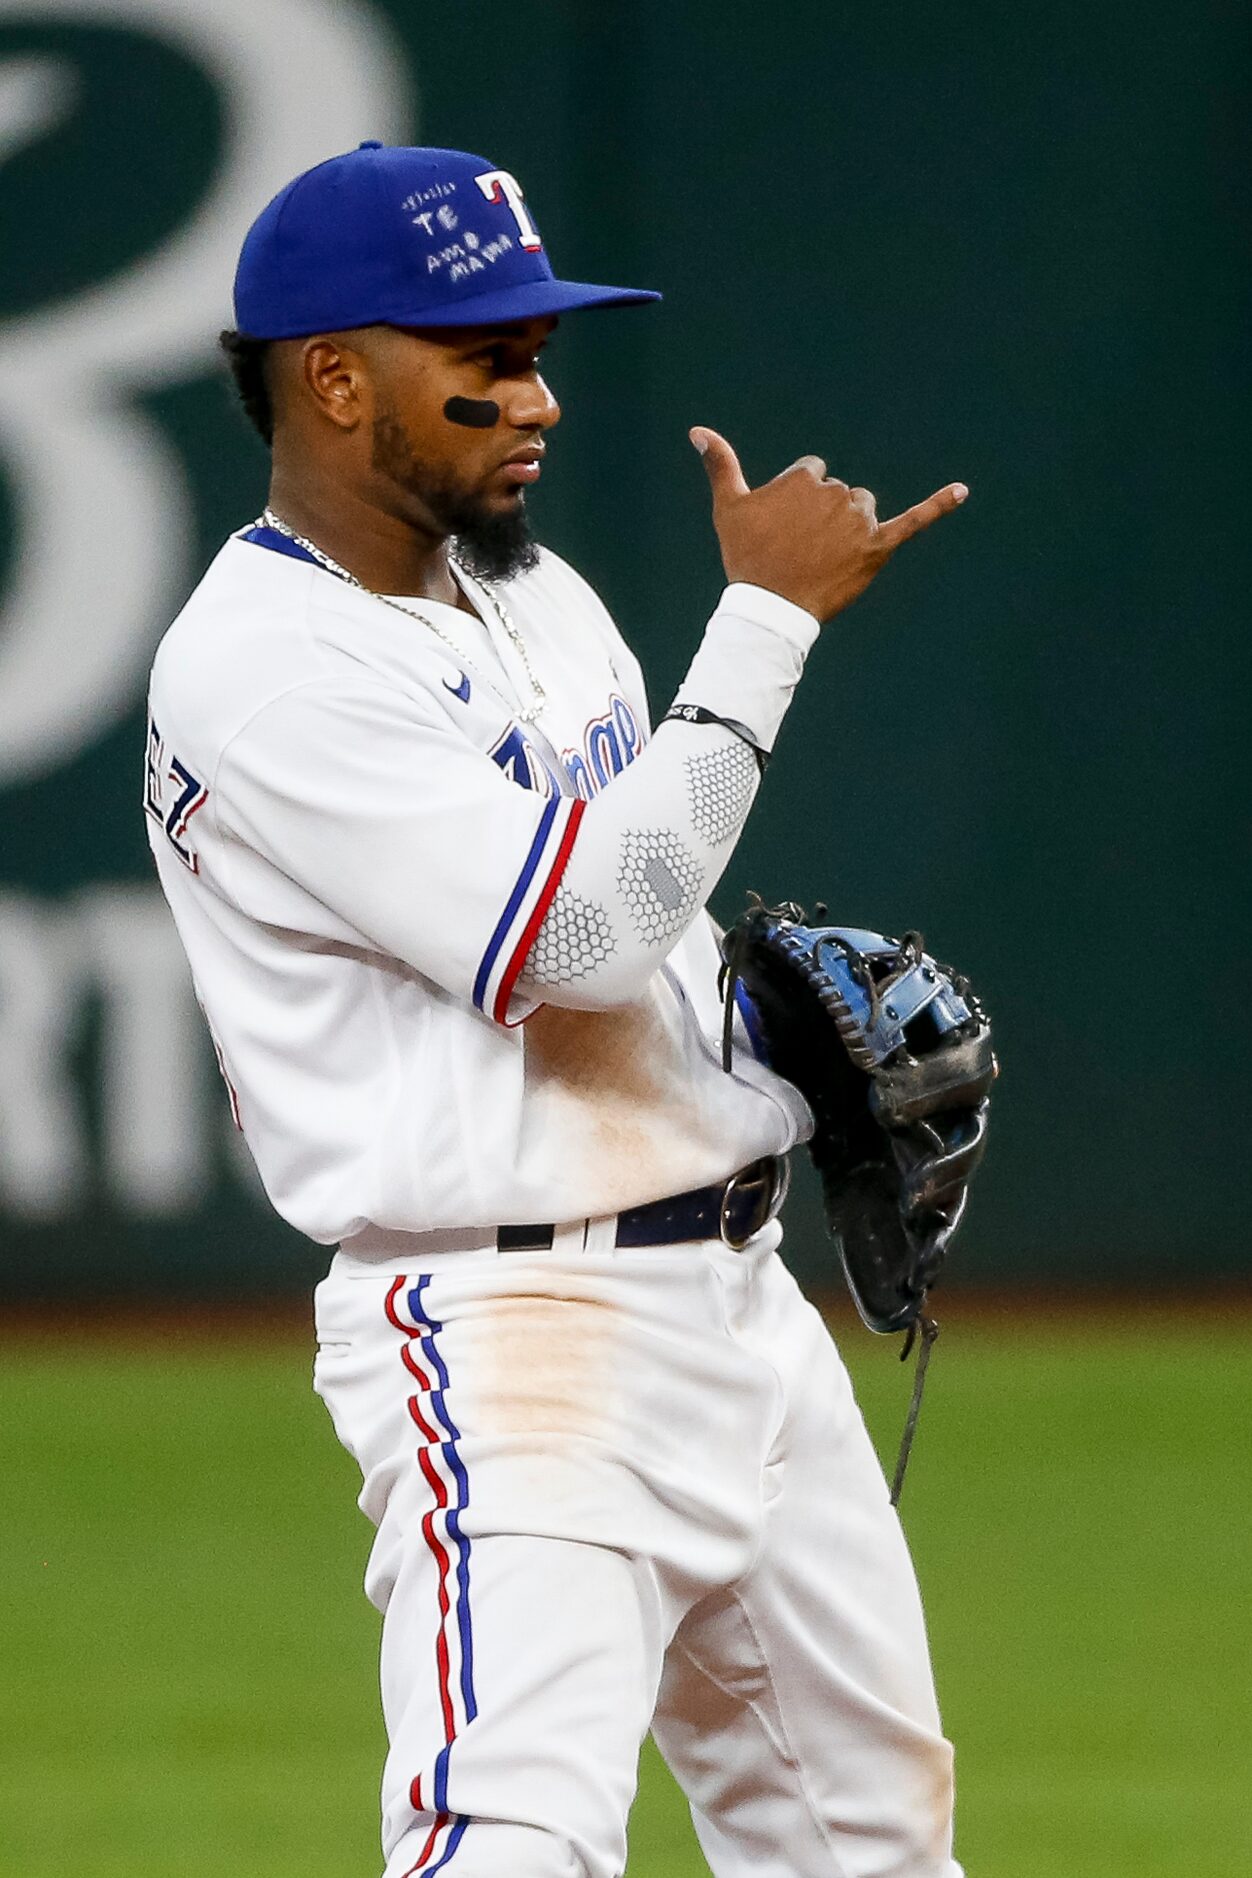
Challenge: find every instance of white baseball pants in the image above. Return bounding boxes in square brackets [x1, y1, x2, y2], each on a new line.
[313, 1223, 963, 1878]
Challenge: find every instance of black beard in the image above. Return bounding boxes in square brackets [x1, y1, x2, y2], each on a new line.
[371, 409, 540, 583]
[449, 501, 540, 584]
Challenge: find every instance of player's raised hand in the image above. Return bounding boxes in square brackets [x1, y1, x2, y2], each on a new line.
[690, 426, 968, 623]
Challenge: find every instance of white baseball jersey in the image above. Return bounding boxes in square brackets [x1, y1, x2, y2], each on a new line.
[144, 532, 818, 1247]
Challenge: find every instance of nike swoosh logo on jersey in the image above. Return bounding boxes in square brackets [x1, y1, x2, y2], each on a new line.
[443, 671, 472, 703]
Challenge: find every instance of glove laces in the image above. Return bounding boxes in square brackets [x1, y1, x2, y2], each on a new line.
[889, 1313, 940, 1506]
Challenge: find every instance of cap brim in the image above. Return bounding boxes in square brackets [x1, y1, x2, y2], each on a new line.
[239, 277, 661, 340]
[379, 276, 661, 328]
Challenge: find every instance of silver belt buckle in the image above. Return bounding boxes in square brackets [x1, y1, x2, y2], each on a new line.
[718, 1155, 791, 1250]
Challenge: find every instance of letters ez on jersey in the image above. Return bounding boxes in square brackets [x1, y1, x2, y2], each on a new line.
[144, 715, 208, 873]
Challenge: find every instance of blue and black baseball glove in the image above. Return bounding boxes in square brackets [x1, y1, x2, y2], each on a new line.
[719, 898, 996, 1497]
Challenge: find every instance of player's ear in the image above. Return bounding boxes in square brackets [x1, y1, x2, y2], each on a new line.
[299, 334, 367, 431]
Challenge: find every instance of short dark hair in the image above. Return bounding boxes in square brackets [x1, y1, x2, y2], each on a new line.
[219, 329, 273, 446]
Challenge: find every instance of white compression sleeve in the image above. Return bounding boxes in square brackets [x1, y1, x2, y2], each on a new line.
[517, 583, 819, 1010]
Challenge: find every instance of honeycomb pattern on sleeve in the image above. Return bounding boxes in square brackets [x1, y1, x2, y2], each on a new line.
[617, 829, 703, 947]
[684, 740, 759, 846]
[527, 890, 617, 985]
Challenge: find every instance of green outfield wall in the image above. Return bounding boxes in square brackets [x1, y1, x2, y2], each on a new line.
[0, 1, 1244, 1298]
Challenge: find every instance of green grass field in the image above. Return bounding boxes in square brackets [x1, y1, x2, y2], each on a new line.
[2, 1301, 1249, 1877]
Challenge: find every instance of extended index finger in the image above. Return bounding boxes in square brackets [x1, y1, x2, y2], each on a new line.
[877, 482, 969, 554]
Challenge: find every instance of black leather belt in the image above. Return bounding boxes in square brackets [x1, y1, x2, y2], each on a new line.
[496, 1155, 790, 1255]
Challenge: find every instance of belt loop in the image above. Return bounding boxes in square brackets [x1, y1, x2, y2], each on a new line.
[582, 1214, 618, 1256]
[549, 1220, 588, 1257]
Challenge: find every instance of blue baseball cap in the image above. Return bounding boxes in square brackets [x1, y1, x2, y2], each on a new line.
[234, 142, 661, 339]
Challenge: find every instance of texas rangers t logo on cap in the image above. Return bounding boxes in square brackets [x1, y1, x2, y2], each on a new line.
[474, 169, 543, 251]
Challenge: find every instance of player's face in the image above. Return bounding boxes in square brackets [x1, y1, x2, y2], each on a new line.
[362, 317, 560, 579]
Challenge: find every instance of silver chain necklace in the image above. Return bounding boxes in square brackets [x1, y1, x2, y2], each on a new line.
[257, 507, 547, 723]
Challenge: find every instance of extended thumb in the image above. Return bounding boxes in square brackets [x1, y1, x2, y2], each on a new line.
[689, 426, 748, 497]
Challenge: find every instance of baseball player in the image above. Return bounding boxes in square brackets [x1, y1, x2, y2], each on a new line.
[144, 142, 970, 1878]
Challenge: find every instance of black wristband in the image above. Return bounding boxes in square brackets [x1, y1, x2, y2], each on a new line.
[660, 703, 771, 777]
